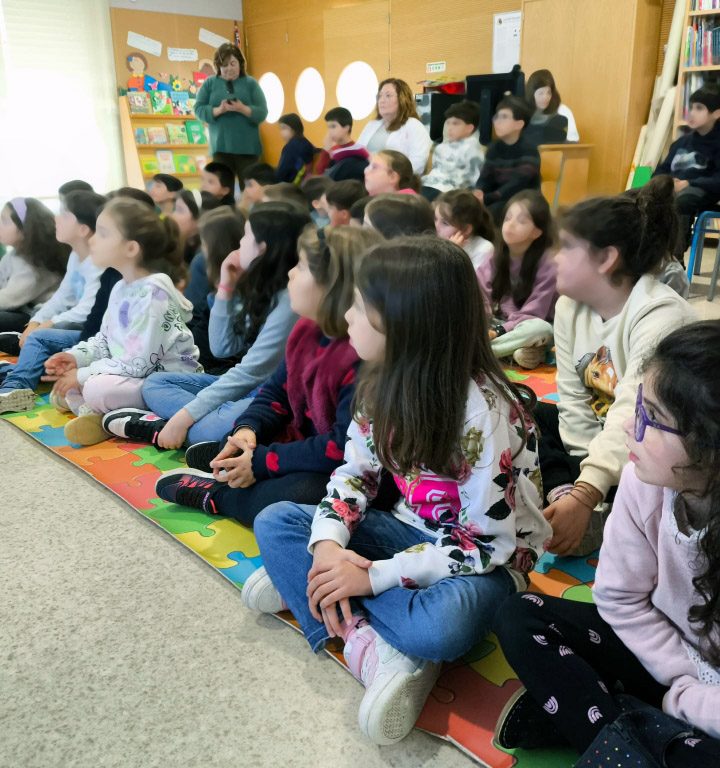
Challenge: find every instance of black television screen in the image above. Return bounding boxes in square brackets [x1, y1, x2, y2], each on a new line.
[465, 65, 526, 145]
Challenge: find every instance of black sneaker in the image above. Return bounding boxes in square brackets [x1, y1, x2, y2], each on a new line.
[495, 688, 566, 750]
[0, 331, 21, 356]
[185, 441, 222, 473]
[102, 408, 167, 444]
[155, 469, 219, 513]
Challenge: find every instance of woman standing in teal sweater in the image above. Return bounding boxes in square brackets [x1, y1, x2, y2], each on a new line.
[194, 43, 268, 189]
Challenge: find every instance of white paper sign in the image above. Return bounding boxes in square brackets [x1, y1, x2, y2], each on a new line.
[168, 47, 199, 62]
[127, 31, 162, 58]
[198, 28, 230, 49]
[492, 12, 522, 74]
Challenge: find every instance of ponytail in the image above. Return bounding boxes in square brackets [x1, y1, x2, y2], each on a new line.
[377, 150, 420, 192]
[559, 175, 677, 284]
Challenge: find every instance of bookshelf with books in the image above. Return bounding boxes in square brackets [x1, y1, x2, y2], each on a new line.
[118, 93, 210, 189]
[674, 0, 720, 134]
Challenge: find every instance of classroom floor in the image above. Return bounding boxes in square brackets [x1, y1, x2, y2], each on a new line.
[2, 252, 720, 768]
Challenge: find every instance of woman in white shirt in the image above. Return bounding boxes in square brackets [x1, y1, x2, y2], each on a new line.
[525, 69, 579, 143]
[357, 78, 432, 174]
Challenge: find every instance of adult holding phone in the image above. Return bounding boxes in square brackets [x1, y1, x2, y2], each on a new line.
[195, 43, 268, 190]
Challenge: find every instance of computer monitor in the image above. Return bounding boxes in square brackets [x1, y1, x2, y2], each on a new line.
[465, 65, 526, 145]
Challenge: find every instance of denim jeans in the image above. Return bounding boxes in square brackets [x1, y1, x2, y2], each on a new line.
[254, 502, 515, 658]
[142, 371, 254, 445]
[0, 328, 81, 392]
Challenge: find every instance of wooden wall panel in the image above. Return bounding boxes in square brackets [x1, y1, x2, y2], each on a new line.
[109, 8, 240, 92]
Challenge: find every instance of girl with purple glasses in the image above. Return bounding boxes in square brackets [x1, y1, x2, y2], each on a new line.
[493, 320, 720, 766]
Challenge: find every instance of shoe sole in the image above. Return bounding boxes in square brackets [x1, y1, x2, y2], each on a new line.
[358, 660, 441, 745]
[494, 686, 528, 749]
[241, 567, 286, 613]
[64, 414, 108, 446]
[0, 389, 36, 414]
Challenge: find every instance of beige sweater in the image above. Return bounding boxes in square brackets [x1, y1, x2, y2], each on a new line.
[554, 275, 695, 497]
[0, 251, 60, 312]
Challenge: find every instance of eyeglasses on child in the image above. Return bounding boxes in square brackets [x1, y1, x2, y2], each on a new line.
[634, 383, 683, 442]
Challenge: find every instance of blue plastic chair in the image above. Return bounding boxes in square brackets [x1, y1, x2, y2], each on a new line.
[685, 210, 720, 300]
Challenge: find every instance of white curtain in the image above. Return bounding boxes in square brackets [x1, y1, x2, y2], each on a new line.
[0, 0, 124, 204]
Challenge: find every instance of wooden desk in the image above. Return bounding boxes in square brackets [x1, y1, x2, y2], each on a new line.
[539, 143, 593, 210]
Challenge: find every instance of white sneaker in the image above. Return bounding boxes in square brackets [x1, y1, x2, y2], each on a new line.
[240, 566, 287, 613]
[0, 388, 35, 414]
[344, 622, 441, 745]
[512, 345, 547, 370]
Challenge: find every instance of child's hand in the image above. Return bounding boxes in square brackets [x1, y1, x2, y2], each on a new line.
[322, 132, 334, 152]
[673, 179, 689, 193]
[543, 494, 594, 555]
[44, 352, 77, 378]
[449, 231, 467, 247]
[19, 322, 40, 348]
[217, 249, 243, 297]
[227, 427, 257, 453]
[307, 541, 372, 636]
[488, 329, 497, 340]
[473, 189, 484, 203]
[52, 370, 80, 398]
[157, 409, 194, 449]
[212, 449, 256, 488]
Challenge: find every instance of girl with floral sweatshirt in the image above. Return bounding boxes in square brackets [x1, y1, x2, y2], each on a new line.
[44, 198, 201, 446]
[241, 236, 552, 746]
[494, 321, 720, 766]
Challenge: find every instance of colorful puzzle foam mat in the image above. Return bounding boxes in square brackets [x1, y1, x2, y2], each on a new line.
[1, 362, 580, 767]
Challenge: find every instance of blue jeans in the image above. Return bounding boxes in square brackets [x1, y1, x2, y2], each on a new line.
[0, 328, 81, 392]
[254, 502, 515, 658]
[142, 371, 254, 445]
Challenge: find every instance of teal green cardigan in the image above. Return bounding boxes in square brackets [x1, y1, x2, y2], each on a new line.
[194, 75, 268, 156]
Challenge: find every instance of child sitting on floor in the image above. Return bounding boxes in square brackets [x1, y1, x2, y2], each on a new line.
[323, 180, 367, 227]
[44, 197, 201, 446]
[315, 106, 370, 182]
[276, 113, 316, 185]
[153, 225, 384, 527]
[149, 173, 183, 216]
[0, 191, 107, 414]
[476, 190, 557, 370]
[243, 236, 551, 745]
[494, 320, 720, 766]
[363, 150, 419, 196]
[364, 194, 434, 238]
[434, 188, 496, 275]
[535, 175, 695, 557]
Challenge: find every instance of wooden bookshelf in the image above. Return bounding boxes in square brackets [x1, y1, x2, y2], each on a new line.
[118, 95, 210, 189]
[674, 1, 720, 136]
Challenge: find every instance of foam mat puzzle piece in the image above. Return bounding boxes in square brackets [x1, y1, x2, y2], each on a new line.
[535, 551, 598, 584]
[467, 634, 519, 689]
[503, 746, 576, 767]
[417, 664, 521, 767]
[28, 406, 72, 429]
[108, 472, 163, 510]
[1, 406, 52, 433]
[125, 444, 185, 472]
[70, 451, 158, 486]
[218, 550, 264, 586]
[143, 498, 223, 537]
[562, 584, 594, 603]
[175, 517, 260, 568]
[528, 568, 583, 598]
[54, 440, 137, 466]
[29, 424, 72, 447]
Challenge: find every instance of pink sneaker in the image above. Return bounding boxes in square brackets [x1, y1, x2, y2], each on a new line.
[343, 618, 441, 745]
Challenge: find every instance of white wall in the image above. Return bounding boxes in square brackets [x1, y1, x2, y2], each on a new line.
[108, 0, 242, 20]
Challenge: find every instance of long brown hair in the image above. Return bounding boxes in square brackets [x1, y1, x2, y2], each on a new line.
[354, 236, 529, 477]
[526, 69, 561, 114]
[492, 190, 553, 309]
[6, 199, 70, 276]
[198, 206, 245, 289]
[375, 78, 420, 131]
[435, 189, 495, 243]
[297, 225, 383, 337]
[375, 150, 419, 191]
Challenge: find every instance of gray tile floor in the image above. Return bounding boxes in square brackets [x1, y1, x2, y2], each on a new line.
[3, 251, 719, 768]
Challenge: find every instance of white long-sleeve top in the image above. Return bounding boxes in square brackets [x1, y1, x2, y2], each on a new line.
[0, 251, 61, 312]
[69, 273, 202, 386]
[558, 104, 579, 142]
[357, 117, 433, 174]
[31, 251, 104, 326]
[422, 135, 485, 192]
[554, 275, 694, 497]
[309, 377, 552, 594]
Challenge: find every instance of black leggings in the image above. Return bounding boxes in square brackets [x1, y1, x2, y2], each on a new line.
[0, 309, 30, 334]
[493, 592, 720, 765]
[534, 402, 583, 500]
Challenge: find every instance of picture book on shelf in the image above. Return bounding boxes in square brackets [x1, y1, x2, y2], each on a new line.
[147, 126, 168, 145]
[170, 92, 192, 116]
[185, 120, 207, 145]
[156, 150, 176, 174]
[195, 155, 209, 172]
[128, 92, 151, 114]
[174, 154, 198, 174]
[167, 124, 189, 144]
[140, 155, 160, 174]
[150, 91, 173, 115]
[134, 127, 149, 144]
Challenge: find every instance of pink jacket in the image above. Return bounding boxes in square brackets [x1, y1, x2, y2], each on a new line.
[594, 464, 720, 738]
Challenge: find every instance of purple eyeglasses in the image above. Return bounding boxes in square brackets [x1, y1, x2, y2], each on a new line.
[634, 384, 683, 442]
